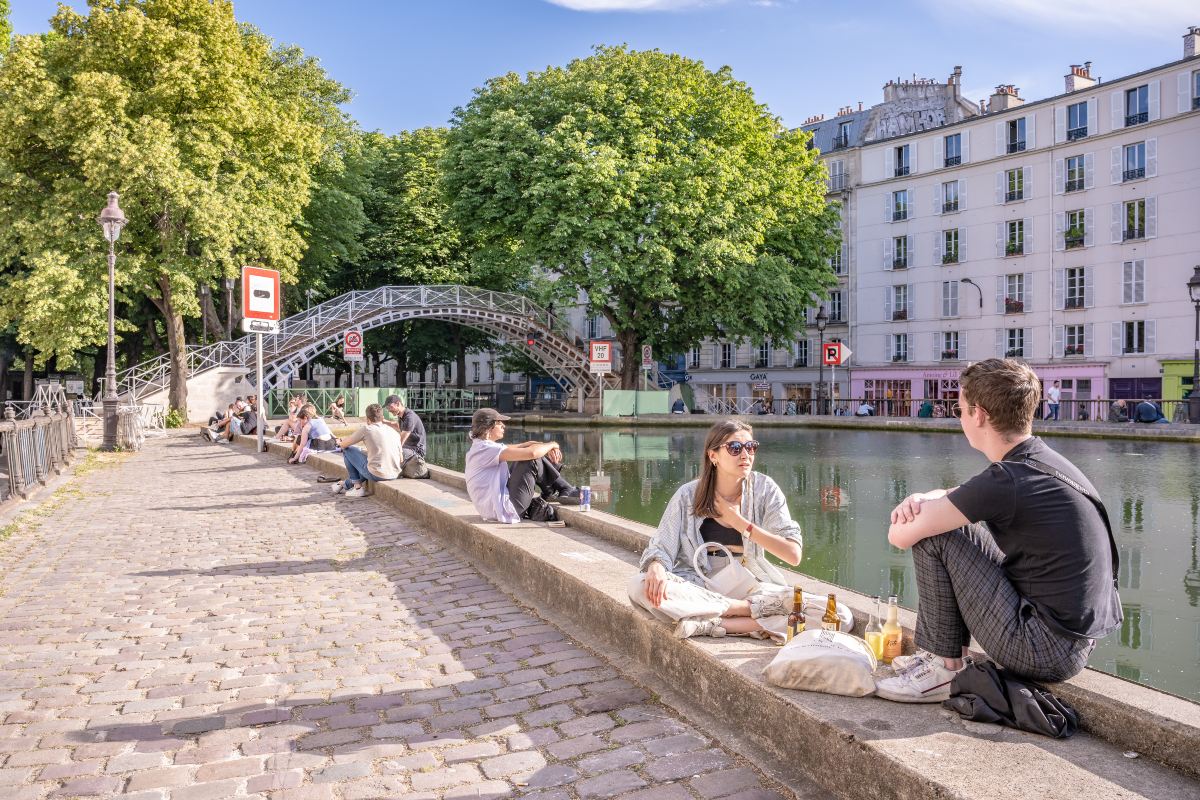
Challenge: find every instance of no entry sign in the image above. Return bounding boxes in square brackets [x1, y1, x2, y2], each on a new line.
[344, 329, 364, 362]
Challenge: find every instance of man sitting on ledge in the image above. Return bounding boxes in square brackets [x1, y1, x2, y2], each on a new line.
[332, 403, 401, 498]
[464, 408, 581, 523]
[876, 358, 1121, 703]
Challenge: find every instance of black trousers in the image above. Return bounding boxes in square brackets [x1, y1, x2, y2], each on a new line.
[507, 456, 571, 518]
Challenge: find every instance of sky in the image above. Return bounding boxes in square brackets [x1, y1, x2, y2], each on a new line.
[10, 0, 1198, 134]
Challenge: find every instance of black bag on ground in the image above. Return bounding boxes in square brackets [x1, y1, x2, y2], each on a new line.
[942, 661, 1080, 739]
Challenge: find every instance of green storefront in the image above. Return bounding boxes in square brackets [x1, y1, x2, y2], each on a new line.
[1161, 360, 1197, 401]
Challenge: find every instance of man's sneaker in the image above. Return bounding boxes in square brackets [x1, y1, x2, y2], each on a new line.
[875, 656, 962, 703]
[343, 486, 367, 498]
[673, 617, 727, 639]
[330, 482, 346, 495]
[554, 488, 582, 506]
[889, 650, 941, 674]
[749, 592, 789, 619]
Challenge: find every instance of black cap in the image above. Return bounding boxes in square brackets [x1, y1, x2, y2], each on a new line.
[384, 394, 403, 407]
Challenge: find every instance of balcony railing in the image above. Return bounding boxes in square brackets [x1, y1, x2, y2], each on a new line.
[1123, 227, 1145, 241]
[892, 309, 908, 321]
[892, 258, 908, 270]
[1005, 348, 1024, 358]
[1065, 297, 1085, 309]
[832, 134, 850, 149]
[1123, 167, 1145, 181]
[944, 155, 961, 167]
[829, 174, 847, 191]
[941, 350, 959, 360]
[1064, 345, 1085, 356]
[1125, 111, 1149, 126]
[1067, 127, 1088, 141]
[942, 201, 959, 213]
[1005, 241, 1024, 256]
[892, 210, 908, 221]
[895, 166, 910, 177]
[1007, 140, 1026, 153]
[1005, 298, 1025, 314]
[1194, 97, 1200, 110]
[1065, 234, 1085, 250]
[892, 354, 907, 362]
[1065, 178, 1085, 192]
[942, 251, 959, 264]
[1005, 189, 1023, 202]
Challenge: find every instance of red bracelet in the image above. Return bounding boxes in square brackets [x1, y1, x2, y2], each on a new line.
[745, 523, 755, 538]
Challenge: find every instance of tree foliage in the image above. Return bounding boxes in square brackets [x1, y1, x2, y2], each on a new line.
[0, 0, 352, 410]
[0, 0, 11, 55]
[444, 45, 840, 387]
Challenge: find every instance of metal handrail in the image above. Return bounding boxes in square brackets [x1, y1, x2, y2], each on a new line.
[0, 406, 77, 503]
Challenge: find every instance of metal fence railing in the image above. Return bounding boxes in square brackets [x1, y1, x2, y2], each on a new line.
[1, 406, 78, 504]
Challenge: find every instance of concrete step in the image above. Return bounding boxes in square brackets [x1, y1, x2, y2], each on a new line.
[238, 435, 1200, 800]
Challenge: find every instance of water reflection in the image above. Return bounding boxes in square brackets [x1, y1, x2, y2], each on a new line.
[427, 424, 1200, 702]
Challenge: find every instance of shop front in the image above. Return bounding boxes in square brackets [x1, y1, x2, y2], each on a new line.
[1029, 363, 1107, 422]
[851, 367, 961, 417]
[1161, 360, 1197, 402]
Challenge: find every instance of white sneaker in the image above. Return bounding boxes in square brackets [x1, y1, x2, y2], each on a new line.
[749, 592, 788, 619]
[889, 650, 940, 674]
[343, 486, 366, 498]
[875, 655, 961, 703]
[330, 482, 346, 495]
[673, 617, 726, 639]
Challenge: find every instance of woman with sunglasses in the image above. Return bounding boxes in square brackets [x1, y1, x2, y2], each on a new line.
[628, 419, 804, 639]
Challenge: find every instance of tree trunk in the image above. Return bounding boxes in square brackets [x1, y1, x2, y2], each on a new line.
[453, 328, 467, 390]
[92, 344, 107, 397]
[333, 367, 343, 388]
[22, 347, 34, 400]
[146, 318, 165, 355]
[372, 353, 382, 387]
[151, 275, 189, 413]
[617, 328, 639, 390]
[0, 352, 8, 402]
[201, 289, 224, 342]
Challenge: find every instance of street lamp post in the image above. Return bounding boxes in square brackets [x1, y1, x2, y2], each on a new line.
[223, 277, 234, 341]
[199, 285, 209, 347]
[815, 306, 829, 415]
[98, 192, 127, 452]
[306, 288, 316, 311]
[1188, 266, 1200, 424]
[960, 277, 983, 310]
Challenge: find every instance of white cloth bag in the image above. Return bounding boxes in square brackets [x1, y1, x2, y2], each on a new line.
[691, 542, 760, 601]
[763, 629, 878, 697]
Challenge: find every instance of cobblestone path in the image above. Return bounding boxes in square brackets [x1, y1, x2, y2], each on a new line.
[0, 435, 790, 800]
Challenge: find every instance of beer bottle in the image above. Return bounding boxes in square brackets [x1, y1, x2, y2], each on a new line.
[786, 586, 805, 641]
[881, 595, 903, 664]
[864, 596, 884, 661]
[821, 593, 840, 632]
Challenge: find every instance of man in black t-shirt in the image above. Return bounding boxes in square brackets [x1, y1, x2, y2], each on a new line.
[875, 359, 1121, 704]
[383, 395, 430, 478]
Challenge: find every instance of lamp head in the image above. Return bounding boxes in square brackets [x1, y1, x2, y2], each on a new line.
[1189, 265, 1200, 304]
[815, 305, 829, 332]
[98, 191, 127, 243]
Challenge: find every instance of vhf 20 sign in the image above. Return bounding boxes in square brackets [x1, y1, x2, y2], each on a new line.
[822, 342, 851, 366]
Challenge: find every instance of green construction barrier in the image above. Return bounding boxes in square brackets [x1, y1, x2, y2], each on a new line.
[601, 390, 670, 416]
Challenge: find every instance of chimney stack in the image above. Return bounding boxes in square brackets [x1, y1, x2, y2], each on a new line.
[1065, 63, 1097, 93]
[988, 85, 1024, 113]
[1185, 26, 1200, 59]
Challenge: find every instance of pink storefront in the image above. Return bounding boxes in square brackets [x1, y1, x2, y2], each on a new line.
[1027, 362, 1107, 421]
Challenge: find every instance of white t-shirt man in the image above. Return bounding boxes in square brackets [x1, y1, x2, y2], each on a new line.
[1047, 385, 1061, 404]
[465, 438, 520, 523]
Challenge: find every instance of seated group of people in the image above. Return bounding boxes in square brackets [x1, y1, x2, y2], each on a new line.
[523, 358, 1119, 706]
[202, 396, 260, 442]
[330, 395, 430, 497]
[1110, 397, 1171, 424]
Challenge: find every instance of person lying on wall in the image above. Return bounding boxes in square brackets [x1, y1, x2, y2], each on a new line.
[464, 408, 581, 524]
[628, 419, 805, 641]
[330, 403, 401, 498]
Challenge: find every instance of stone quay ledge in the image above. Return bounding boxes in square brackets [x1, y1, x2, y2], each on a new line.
[252, 434, 1200, 800]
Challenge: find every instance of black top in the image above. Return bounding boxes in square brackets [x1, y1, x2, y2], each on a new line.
[700, 518, 744, 549]
[399, 409, 427, 456]
[949, 437, 1122, 641]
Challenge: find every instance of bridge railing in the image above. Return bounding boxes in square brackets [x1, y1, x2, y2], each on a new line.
[0, 406, 76, 504]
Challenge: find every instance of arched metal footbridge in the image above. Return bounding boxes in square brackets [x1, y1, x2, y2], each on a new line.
[115, 285, 605, 403]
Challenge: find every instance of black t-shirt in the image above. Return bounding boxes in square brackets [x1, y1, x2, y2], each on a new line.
[948, 437, 1122, 641]
[399, 409, 426, 457]
[700, 518, 743, 550]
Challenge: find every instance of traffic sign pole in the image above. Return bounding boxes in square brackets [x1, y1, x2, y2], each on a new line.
[256, 333, 265, 453]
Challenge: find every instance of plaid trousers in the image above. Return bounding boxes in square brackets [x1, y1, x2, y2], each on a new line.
[911, 523, 1094, 682]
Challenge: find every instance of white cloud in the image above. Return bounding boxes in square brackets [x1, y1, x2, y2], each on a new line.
[921, 0, 1197, 35]
[543, 0, 723, 11]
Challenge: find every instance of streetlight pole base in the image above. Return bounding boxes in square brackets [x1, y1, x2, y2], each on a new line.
[1189, 395, 1200, 425]
[102, 397, 119, 451]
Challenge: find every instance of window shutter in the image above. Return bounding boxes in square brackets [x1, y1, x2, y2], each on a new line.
[908, 186, 915, 216]
[933, 231, 942, 263]
[1122, 261, 1133, 304]
[908, 283, 915, 319]
[1110, 203, 1122, 243]
[1054, 325, 1064, 358]
[1054, 212, 1065, 251]
[934, 182, 943, 215]
[1111, 321, 1123, 355]
[995, 328, 1005, 357]
[1054, 158, 1065, 194]
[1145, 320, 1156, 354]
[1024, 219, 1032, 254]
[1148, 80, 1160, 121]
[958, 179, 967, 209]
[1180, 72, 1193, 113]
[959, 233, 966, 263]
[995, 171, 1005, 204]
[1022, 166, 1032, 198]
[995, 121, 1005, 156]
[933, 331, 942, 354]
[883, 239, 892, 270]
[1110, 146, 1122, 184]
[1054, 269, 1065, 309]
[910, 143, 919, 174]
[995, 275, 1005, 314]
[1023, 328, 1032, 357]
[1084, 208, 1095, 246]
[962, 130, 970, 162]
[1134, 260, 1146, 303]
[996, 222, 1005, 257]
[1024, 272, 1034, 311]
[1110, 91, 1123, 131]
[1084, 152, 1095, 189]
[1084, 267, 1095, 308]
[808, 338, 817, 365]
[883, 287, 892, 320]
[1146, 138, 1157, 178]
[885, 148, 895, 177]
[1084, 324, 1093, 357]
[907, 234, 915, 267]
[1055, 107, 1066, 143]
[1146, 196, 1157, 238]
[1026, 116, 1036, 149]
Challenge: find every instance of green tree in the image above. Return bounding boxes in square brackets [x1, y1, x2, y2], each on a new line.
[0, 0, 351, 412]
[0, 0, 11, 55]
[444, 45, 840, 389]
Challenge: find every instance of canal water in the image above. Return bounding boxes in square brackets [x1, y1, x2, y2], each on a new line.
[426, 423, 1200, 701]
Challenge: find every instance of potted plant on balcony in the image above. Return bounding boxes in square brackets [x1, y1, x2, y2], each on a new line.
[892, 309, 908, 321]
[1064, 225, 1085, 249]
[941, 350, 958, 359]
[1005, 241, 1023, 256]
[942, 251, 958, 264]
[1004, 348, 1023, 358]
[1004, 298, 1024, 314]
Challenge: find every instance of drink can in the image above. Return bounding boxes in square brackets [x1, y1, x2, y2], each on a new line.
[579, 485, 591, 512]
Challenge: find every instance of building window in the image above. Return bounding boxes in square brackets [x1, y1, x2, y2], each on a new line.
[1007, 118, 1026, 153]
[755, 342, 770, 368]
[942, 228, 959, 264]
[1065, 324, 1085, 356]
[834, 120, 852, 149]
[944, 133, 961, 167]
[473, 362, 481, 383]
[1065, 209, 1086, 249]
[1067, 101, 1088, 140]
[1123, 320, 1145, 354]
[892, 235, 908, 269]
[892, 189, 909, 221]
[829, 159, 846, 191]
[1006, 328, 1025, 357]
[942, 331, 959, 360]
[1124, 199, 1145, 240]
[829, 243, 843, 274]
[1006, 219, 1024, 256]
[829, 291, 843, 322]
[689, 346, 701, 369]
[894, 144, 910, 177]
[942, 180, 959, 213]
[892, 334, 909, 362]
[1005, 273, 1025, 313]
[1065, 154, 1085, 192]
[1122, 259, 1146, 305]
[892, 285, 909, 321]
[1123, 142, 1146, 181]
[941, 281, 959, 318]
[1194, 70, 1200, 110]
[587, 315, 600, 340]
[1065, 267, 1086, 309]
[793, 339, 809, 368]
[1005, 168, 1024, 202]
[720, 342, 734, 369]
[1125, 85, 1149, 126]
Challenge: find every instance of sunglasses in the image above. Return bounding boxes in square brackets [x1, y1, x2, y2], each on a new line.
[950, 402, 987, 418]
[714, 440, 760, 457]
